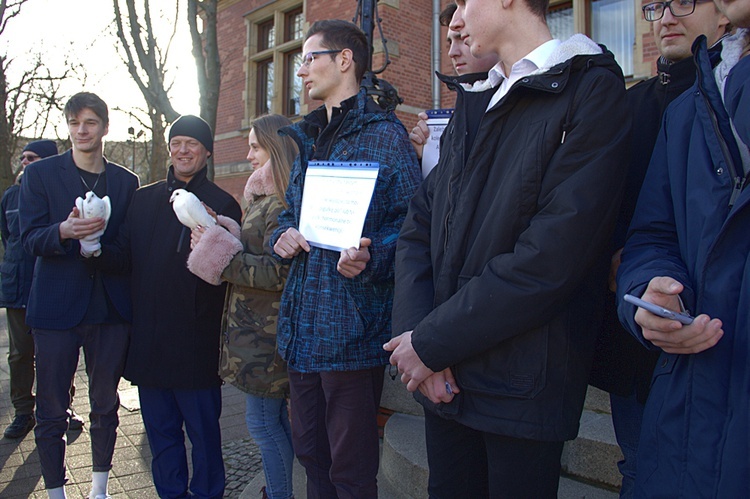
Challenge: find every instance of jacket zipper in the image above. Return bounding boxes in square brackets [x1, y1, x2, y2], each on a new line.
[695, 61, 747, 208]
[324, 114, 350, 160]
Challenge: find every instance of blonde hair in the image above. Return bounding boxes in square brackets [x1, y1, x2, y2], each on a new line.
[249, 114, 298, 209]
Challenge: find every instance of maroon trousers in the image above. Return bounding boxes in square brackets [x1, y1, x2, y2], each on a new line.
[288, 366, 385, 499]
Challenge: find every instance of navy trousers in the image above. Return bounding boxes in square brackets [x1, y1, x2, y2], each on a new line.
[33, 323, 129, 489]
[288, 366, 384, 499]
[138, 386, 224, 499]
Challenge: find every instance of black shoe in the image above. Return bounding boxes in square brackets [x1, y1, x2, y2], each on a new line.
[68, 411, 85, 431]
[4, 414, 35, 439]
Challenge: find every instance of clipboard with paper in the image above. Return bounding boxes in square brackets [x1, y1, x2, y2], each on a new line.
[298, 161, 380, 251]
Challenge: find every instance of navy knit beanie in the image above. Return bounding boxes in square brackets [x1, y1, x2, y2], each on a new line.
[168, 115, 214, 153]
[23, 140, 58, 159]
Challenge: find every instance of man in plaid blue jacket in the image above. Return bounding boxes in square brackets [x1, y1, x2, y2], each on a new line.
[271, 19, 420, 499]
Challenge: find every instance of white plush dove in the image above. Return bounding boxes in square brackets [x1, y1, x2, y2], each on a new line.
[75, 191, 111, 257]
[169, 189, 217, 229]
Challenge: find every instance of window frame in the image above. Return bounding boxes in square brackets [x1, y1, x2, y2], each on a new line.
[245, 0, 305, 126]
[547, 0, 637, 77]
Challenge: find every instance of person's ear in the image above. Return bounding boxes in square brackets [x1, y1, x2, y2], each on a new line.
[339, 48, 355, 73]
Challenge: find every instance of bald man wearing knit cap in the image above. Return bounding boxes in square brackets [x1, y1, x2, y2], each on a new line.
[91, 114, 241, 498]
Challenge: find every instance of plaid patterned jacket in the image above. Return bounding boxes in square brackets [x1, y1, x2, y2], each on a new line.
[271, 90, 421, 372]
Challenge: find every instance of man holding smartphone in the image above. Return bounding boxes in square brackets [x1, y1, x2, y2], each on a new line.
[588, 2, 731, 496]
[616, 5, 750, 495]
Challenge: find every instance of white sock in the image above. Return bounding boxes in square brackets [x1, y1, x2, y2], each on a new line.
[89, 471, 109, 498]
[47, 486, 67, 499]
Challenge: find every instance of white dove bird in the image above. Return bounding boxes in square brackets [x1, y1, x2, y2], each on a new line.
[169, 189, 217, 229]
[75, 191, 111, 257]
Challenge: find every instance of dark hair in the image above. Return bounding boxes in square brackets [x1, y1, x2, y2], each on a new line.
[439, 4, 457, 27]
[306, 20, 369, 84]
[526, 0, 549, 21]
[63, 92, 109, 126]
[250, 114, 298, 208]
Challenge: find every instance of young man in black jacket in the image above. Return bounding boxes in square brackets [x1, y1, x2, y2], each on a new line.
[386, 0, 630, 496]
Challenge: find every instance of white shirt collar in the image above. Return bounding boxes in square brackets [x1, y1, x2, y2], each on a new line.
[488, 39, 562, 88]
[486, 39, 561, 111]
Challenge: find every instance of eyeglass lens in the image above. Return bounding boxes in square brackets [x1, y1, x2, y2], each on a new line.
[643, 0, 696, 21]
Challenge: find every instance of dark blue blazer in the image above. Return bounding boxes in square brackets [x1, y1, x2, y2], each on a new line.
[19, 150, 139, 330]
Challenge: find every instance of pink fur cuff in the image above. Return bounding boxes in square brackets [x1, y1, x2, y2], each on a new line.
[217, 215, 241, 239]
[187, 224, 243, 285]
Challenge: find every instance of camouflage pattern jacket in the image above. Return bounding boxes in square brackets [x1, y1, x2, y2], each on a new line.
[219, 167, 290, 397]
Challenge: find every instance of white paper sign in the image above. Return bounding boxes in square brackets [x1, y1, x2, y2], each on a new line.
[298, 161, 380, 251]
[421, 109, 454, 178]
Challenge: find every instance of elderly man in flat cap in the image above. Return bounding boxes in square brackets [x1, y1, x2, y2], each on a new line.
[93, 115, 241, 499]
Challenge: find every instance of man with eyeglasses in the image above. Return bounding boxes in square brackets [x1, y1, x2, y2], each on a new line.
[271, 19, 420, 499]
[615, 0, 749, 496]
[589, 1, 730, 496]
[0, 140, 65, 440]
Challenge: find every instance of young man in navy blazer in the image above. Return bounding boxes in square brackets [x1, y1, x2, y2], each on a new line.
[19, 92, 139, 499]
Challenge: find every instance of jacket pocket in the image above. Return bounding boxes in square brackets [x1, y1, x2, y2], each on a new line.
[0, 260, 20, 303]
[455, 324, 549, 400]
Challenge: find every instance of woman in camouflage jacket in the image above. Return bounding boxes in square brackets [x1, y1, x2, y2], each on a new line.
[188, 115, 297, 499]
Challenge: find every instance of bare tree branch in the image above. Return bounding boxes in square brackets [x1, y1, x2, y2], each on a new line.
[0, 0, 28, 37]
[187, 0, 219, 180]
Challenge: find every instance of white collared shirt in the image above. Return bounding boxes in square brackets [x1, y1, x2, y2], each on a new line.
[486, 39, 562, 111]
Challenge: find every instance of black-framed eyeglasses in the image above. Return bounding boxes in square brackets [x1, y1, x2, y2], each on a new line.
[642, 0, 701, 21]
[301, 50, 342, 67]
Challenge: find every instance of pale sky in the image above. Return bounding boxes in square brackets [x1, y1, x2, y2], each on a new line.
[2, 0, 200, 141]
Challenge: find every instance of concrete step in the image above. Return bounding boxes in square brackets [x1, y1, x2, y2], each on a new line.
[381, 413, 428, 499]
[561, 408, 623, 490]
[380, 412, 620, 499]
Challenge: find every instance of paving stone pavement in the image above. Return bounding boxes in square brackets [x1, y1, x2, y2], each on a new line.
[0, 309, 264, 498]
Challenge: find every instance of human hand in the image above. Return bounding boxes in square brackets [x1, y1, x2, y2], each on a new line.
[635, 276, 723, 354]
[337, 238, 371, 278]
[201, 202, 218, 224]
[59, 206, 105, 241]
[409, 112, 429, 159]
[417, 368, 460, 404]
[383, 331, 435, 392]
[191, 226, 207, 250]
[273, 227, 310, 258]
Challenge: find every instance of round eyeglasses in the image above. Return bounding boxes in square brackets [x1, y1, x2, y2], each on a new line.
[642, 0, 700, 21]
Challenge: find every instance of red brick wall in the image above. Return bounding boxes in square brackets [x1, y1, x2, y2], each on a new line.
[214, 0, 266, 201]
[214, 0, 657, 201]
[215, 173, 250, 208]
[215, 0, 446, 180]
